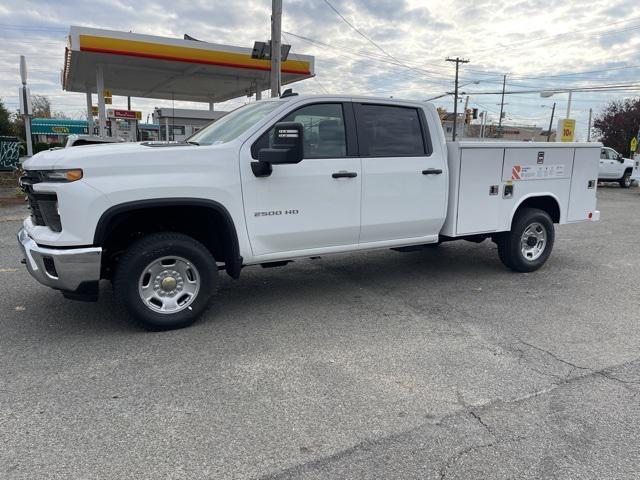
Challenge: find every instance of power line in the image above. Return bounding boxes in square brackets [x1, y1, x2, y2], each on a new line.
[283, 30, 454, 84]
[322, 0, 405, 67]
[466, 81, 640, 96]
[281, 31, 329, 94]
[510, 64, 640, 81]
[465, 16, 640, 57]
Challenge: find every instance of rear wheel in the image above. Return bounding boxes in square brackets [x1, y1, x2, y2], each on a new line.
[113, 232, 217, 330]
[497, 208, 555, 272]
[620, 171, 632, 188]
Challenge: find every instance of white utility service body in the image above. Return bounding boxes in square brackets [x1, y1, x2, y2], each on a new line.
[442, 141, 600, 237]
[17, 94, 600, 330]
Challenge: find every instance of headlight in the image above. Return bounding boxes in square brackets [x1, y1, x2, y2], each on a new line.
[42, 169, 83, 182]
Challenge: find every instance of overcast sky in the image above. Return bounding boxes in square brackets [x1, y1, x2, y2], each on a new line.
[1, 0, 639, 139]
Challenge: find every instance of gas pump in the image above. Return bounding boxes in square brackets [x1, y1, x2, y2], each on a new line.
[107, 109, 142, 141]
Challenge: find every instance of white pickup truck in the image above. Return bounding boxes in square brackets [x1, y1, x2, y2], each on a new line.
[18, 94, 600, 330]
[598, 146, 635, 187]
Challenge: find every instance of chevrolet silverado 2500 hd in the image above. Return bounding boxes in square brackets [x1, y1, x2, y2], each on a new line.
[18, 94, 601, 330]
[598, 146, 634, 187]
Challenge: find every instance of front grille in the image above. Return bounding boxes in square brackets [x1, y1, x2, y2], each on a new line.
[20, 171, 62, 232]
[20, 170, 44, 187]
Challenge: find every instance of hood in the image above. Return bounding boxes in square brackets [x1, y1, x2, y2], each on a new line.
[22, 142, 202, 170]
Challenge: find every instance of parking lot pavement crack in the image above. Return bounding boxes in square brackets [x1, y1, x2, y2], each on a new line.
[516, 338, 592, 373]
[241, 355, 638, 480]
[468, 410, 493, 435]
[515, 337, 640, 391]
[438, 436, 528, 480]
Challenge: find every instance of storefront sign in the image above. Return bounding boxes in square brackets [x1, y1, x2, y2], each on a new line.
[107, 109, 142, 120]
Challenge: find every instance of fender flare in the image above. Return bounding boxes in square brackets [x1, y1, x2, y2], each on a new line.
[93, 198, 242, 278]
[509, 192, 562, 227]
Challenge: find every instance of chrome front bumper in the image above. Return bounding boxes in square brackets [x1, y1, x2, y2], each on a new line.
[17, 228, 102, 292]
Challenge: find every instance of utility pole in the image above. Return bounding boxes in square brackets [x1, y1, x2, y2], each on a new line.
[587, 108, 592, 142]
[498, 74, 506, 138]
[270, 0, 282, 98]
[462, 95, 470, 138]
[546, 102, 556, 142]
[446, 57, 469, 141]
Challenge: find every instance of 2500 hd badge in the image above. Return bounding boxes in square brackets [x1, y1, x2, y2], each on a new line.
[254, 209, 300, 217]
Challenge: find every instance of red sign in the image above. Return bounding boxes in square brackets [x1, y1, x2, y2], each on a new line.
[108, 109, 141, 120]
[511, 165, 521, 180]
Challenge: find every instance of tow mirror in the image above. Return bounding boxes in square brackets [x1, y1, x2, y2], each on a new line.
[252, 122, 304, 177]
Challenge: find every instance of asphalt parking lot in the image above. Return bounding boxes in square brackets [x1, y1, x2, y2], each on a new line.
[1, 186, 639, 480]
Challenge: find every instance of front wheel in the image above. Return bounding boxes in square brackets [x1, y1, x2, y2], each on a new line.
[620, 171, 632, 188]
[497, 208, 555, 273]
[113, 232, 217, 331]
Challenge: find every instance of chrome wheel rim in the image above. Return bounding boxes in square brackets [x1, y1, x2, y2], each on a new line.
[520, 222, 547, 261]
[624, 175, 631, 187]
[138, 256, 200, 314]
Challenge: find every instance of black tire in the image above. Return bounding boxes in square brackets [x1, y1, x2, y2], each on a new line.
[497, 208, 555, 273]
[619, 171, 632, 188]
[113, 232, 217, 331]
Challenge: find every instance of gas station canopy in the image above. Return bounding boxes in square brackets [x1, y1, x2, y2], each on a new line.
[62, 26, 315, 102]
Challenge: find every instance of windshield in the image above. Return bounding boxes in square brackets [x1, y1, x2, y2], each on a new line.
[187, 101, 283, 145]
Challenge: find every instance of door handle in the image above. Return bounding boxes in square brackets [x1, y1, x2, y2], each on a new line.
[422, 169, 443, 175]
[332, 171, 358, 178]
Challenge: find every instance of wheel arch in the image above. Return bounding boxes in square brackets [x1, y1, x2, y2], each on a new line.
[510, 193, 561, 228]
[94, 198, 242, 279]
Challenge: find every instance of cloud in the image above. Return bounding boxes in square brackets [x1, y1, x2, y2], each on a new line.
[0, 0, 637, 136]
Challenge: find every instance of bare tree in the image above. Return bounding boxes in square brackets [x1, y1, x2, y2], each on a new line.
[31, 95, 52, 118]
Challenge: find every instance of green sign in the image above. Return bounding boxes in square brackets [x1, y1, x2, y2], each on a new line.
[31, 118, 88, 136]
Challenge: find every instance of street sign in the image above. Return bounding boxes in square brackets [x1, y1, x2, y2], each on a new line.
[91, 105, 98, 116]
[631, 137, 638, 153]
[558, 118, 576, 142]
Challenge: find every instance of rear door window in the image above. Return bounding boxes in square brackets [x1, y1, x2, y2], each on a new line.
[355, 104, 428, 157]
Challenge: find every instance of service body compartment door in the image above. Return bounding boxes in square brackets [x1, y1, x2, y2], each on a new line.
[501, 147, 573, 227]
[456, 148, 503, 235]
[568, 147, 599, 222]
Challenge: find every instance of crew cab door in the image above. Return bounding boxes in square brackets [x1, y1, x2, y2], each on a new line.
[600, 148, 619, 178]
[355, 103, 447, 243]
[240, 102, 361, 257]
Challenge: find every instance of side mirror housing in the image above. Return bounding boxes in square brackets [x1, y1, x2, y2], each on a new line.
[252, 122, 303, 177]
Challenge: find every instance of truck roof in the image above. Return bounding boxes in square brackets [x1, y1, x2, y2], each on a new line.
[264, 93, 428, 107]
